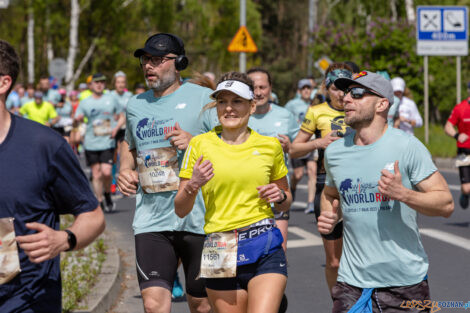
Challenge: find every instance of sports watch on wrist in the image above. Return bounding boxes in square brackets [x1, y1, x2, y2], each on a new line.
[64, 229, 77, 252]
[276, 189, 287, 204]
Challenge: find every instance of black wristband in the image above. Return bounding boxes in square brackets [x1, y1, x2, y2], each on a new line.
[454, 133, 460, 140]
[276, 189, 287, 204]
[65, 229, 77, 252]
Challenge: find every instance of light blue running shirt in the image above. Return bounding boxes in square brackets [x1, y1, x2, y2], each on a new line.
[110, 90, 133, 111]
[76, 94, 122, 151]
[284, 97, 310, 125]
[324, 126, 436, 288]
[125, 83, 212, 235]
[387, 95, 401, 126]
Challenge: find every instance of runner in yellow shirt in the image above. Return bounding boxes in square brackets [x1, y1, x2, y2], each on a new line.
[290, 62, 353, 295]
[19, 91, 59, 126]
[175, 71, 292, 313]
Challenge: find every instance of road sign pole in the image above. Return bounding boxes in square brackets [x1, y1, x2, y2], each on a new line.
[457, 56, 461, 103]
[424, 55, 429, 144]
[239, 0, 246, 73]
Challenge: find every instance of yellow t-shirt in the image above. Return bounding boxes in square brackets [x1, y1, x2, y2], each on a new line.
[300, 101, 350, 137]
[19, 101, 58, 125]
[300, 102, 351, 173]
[180, 127, 288, 234]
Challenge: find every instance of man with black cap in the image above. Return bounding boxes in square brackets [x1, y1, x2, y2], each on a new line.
[445, 81, 470, 209]
[318, 71, 453, 312]
[75, 73, 124, 213]
[117, 33, 212, 313]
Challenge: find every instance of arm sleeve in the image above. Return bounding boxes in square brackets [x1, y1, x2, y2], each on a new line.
[411, 101, 423, 127]
[287, 111, 300, 141]
[48, 142, 99, 215]
[405, 137, 437, 186]
[179, 138, 199, 179]
[199, 106, 218, 134]
[447, 105, 459, 125]
[270, 140, 289, 181]
[48, 103, 58, 119]
[324, 149, 335, 187]
[300, 107, 316, 134]
[75, 102, 85, 117]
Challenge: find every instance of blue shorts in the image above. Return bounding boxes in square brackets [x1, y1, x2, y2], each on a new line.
[204, 247, 287, 291]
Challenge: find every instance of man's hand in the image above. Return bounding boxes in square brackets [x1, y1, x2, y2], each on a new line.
[117, 168, 139, 196]
[317, 199, 340, 234]
[189, 155, 214, 189]
[378, 161, 405, 201]
[458, 133, 469, 144]
[278, 134, 291, 153]
[316, 131, 340, 149]
[257, 183, 285, 203]
[164, 122, 192, 150]
[16, 223, 69, 263]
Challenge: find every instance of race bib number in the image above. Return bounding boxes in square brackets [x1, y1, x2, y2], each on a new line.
[198, 232, 238, 278]
[137, 147, 180, 193]
[92, 119, 112, 136]
[0, 217, 21, 284]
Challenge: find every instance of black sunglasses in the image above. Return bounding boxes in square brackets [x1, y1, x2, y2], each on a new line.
[139, 55, 176, 66]
[344, 87, 383, 99]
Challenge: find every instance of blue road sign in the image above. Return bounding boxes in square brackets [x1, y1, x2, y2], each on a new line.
[417, 6, 468, 56]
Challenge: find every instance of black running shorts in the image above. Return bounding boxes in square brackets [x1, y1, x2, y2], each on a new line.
[85, 148, 115, 166]
[135, 231, 207, 298]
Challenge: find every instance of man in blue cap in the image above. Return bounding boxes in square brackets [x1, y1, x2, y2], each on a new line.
[318, 71, 453, 312]
[118, 33, 213, 313]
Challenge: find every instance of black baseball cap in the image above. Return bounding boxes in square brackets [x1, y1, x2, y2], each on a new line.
[134, 33, 185, 58]
[91, 73, 106, 82]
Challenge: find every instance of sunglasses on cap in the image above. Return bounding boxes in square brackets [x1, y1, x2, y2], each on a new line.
[344, 87, 383, 99]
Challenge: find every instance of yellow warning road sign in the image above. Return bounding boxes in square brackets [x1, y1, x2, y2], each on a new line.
[228, 26, 258, 53]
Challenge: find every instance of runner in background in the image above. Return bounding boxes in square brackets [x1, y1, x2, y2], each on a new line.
[21, 83, 35, 107]
[391, 77, 422, 135]
[376, 71, 400, 127]
[5, 83, 22, 114]
[290, 62, 353, 295]
[444, 81, 470, 209]
[79, 76, 93, 101]
[52, 88, 74, 143]
[38, 75, 61, 105]
[75, 73, 125, 213]
[285, 78, 317, 214]
[19, 91, 60, 126]
[175, 71, 291, 313]
[110, 71, 133, 194]
[134, 82, 147, 95]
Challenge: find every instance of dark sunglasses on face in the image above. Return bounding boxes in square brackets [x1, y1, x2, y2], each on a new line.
[344, 87, 383, 99]
[139, 55, 176, 66]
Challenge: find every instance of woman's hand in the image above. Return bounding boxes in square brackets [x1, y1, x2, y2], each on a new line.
[257, 183, 285, 203]
[189, 155, 214, 189]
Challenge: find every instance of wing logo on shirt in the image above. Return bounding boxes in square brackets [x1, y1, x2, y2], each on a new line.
[338, 178, 386, 208]
[135, 117, 175, 141]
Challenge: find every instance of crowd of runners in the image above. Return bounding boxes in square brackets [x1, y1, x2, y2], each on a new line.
[2, 31, 468, 313]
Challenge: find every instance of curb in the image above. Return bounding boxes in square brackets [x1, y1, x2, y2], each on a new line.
[72, 246, 122, 313]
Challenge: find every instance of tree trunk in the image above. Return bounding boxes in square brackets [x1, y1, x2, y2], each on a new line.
[27, 2, 34, 84]
[68, 39, 97, 90]
[405, 0, 415, 25]
[65, 0, 80, 91]
[390, 0, 397, 22]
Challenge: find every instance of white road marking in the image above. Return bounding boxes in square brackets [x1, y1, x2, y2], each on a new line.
[287, 226, 323, 248]
[448, 184, 460, 191]
[292, 201, 308, 208]
[420, 228, 470, 252]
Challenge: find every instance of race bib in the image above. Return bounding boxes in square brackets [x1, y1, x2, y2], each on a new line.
[92, 119, 112, 136]
[198, 232, 238, 278]
[0, 217, 21, 284]
[137, 147, 180, 193]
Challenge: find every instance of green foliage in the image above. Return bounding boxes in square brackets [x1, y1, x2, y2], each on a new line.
[415, 124, 457, 158]
[60, 215, 106, 313]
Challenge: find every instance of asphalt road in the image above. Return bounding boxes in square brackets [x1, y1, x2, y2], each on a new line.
[105, 168, 470, 313]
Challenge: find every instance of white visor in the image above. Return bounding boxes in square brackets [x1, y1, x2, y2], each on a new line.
[210, 80, 254, 100]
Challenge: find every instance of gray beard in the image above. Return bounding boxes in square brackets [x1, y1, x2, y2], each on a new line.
[145, 72, 176, 92]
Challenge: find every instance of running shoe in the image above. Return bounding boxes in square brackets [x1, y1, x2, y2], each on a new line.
[172, 274, 185, 301]
[459, 194, 469, 209]
[104, 193, 116, 212]
[101, 201, 109, 213]
[304, 202, 314, 214]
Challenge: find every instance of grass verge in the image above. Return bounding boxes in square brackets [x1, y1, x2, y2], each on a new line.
[60, 215, 107, 313]
[414, 124, 456, 158]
